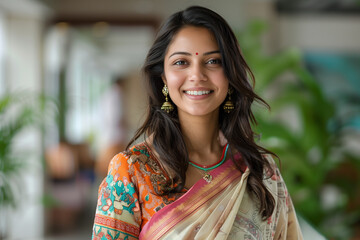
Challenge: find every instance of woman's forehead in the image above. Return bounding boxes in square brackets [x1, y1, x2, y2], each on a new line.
[166, 26, 219, 56]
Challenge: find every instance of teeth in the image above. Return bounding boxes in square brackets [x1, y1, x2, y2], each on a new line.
[185, 90, 211, 96]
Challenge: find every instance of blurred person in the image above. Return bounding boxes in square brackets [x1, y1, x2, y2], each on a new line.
[92, 6, 303, 240]
[95, 77, 128, 177]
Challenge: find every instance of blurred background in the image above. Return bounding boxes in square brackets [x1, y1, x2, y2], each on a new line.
[0, 0, 359, 239]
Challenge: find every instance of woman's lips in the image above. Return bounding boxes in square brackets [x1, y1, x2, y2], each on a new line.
[183, 89, 214, 99]
[184, 90, 211, 96]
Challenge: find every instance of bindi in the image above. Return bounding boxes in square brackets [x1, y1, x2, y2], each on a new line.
[196, 52, 198, 55]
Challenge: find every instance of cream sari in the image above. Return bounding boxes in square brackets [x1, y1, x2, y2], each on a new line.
[139, 155, 303, 240]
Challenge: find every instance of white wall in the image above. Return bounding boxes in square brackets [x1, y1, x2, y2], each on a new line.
[278, 14, 360, 53]
[241, 0, 360, 54]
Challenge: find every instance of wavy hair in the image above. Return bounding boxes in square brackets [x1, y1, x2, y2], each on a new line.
[127, 6, 276, 219]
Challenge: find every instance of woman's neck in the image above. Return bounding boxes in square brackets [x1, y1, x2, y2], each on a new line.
[179, 111, 222, 165]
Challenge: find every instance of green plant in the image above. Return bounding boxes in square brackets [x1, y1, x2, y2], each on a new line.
[0, 92, 50, 239]
[0, 94, 34, 207]
[238, 20, 360, 239]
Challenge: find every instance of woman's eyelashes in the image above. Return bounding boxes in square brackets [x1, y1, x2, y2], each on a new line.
[206, 58, 222, 65]
[172, 58, 222, 67]
[173, 60, 188, 66]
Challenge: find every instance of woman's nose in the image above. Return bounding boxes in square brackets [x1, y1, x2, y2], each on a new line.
[189, 62, 207, 82]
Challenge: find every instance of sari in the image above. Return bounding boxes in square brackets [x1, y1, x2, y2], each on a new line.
[92, 143, 303, 240]
[139, 154, 303, 240]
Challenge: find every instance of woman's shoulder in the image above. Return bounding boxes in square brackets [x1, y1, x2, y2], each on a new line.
[261, 154, 282, 181]
[107, 142, 165, 177]
[262, 154, 289, 196]
[263, 154, 277, 165]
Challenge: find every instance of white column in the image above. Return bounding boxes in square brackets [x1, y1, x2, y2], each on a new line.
[0, 0, 50, 238]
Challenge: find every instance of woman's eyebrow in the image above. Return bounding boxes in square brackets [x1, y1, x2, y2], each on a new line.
[203, 50, 220, 56]
[168, 50, 220, 59]
[168, 52, 191, 58]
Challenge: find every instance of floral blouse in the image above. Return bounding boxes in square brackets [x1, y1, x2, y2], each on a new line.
[92, 143, 186, 240]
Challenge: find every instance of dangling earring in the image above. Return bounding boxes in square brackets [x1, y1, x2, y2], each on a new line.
[161, 84, 174, 113]
[223, 88, 234, 113]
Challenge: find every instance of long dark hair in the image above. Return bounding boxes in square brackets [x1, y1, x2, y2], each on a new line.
[128, 6, 276, 220]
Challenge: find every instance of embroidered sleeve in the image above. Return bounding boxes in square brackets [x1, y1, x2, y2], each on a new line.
[92, 153, 141, 240]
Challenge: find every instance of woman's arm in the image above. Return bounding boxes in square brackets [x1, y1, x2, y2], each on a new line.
[92, 153, 141, 240]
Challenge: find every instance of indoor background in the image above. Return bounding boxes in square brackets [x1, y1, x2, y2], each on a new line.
[0, 0, 359, 239]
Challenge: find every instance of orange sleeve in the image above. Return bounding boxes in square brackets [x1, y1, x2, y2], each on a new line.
[92, 153, 141, 240]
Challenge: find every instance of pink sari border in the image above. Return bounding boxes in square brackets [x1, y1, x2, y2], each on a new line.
[140, 155, 245, 239]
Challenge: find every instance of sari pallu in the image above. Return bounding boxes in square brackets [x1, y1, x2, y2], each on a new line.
[139, 155, 303, 240]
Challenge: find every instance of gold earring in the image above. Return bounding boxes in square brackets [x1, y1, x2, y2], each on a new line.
[161, 84, 174, 113]
[223, 88, 234, 113]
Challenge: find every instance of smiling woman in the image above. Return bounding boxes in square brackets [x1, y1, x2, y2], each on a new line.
[163, 26, 228, 118]
[92, 6, 303, 240]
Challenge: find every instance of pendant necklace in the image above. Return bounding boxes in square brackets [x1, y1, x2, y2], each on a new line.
[189, 144, 229, 183]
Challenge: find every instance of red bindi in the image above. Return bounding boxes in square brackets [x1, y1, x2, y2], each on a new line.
[196, 52, 198, 55]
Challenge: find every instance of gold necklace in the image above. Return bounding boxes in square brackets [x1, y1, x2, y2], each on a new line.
[189, 144, 229, 183]
[194, 168, 213, 183]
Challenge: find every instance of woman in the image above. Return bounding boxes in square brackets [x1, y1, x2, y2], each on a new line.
[92, 6, 303, 240]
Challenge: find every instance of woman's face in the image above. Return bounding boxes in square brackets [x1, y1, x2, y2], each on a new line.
[162, 26, 229, 119]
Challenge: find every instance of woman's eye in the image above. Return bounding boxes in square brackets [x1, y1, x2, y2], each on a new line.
[207, 59, 222, 65]
[174, 60, 187, 65]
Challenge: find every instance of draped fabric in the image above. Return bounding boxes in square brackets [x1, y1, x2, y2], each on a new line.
[92, 143, 303, 240]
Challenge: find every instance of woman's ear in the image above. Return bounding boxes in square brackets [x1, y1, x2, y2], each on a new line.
[161, 74, 167, 85]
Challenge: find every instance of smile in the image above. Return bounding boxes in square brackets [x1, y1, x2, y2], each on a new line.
[184, 90, 212, 96]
